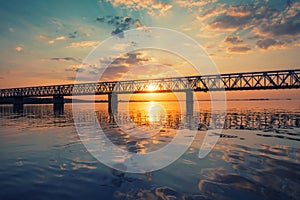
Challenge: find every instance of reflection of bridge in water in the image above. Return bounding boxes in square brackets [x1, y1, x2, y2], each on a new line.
[0, 69, 299, 113]
[0, 105, 299, 130]
[114, 111, 300, 130]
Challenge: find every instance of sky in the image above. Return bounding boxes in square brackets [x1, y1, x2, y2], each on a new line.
[0, 0, 299, 99]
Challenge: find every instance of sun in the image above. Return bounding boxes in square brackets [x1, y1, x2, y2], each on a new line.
[147, 84, 156, 91]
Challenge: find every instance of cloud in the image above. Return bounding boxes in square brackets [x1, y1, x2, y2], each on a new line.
[99, 52, 149, 68]
[73, 52, 151, 81]
[223, 35, 244, 45]
[36, 32, 76, 44]
[176, 0, 216, 11]
[255, 14, 300, 37]
[195, 2, 300, 49]
[55, 36, 66, 40]
[209, 14, 252, 31]
[36, 35, 50, 40]
[65, 65, 85, 73]
[204, 41, 217, 49]
[205, 2, 300, 38]
[96, 15, 146, 38]
[15, 46, 23, 52]
[49, 18, 64, 31]
[197, 6, 226, 21]
[104, 0, 172, 16]
[206, 5, 262, 31]
[226, 5, 252, 17]
[256, 38, 286, 50]
[151, 2, 172, 15]
[48, 36, 67, 44]
[207, 4, 280, 32]
[68, 31, 77, 39]
[227, 46, 251, 54]
[49, 57, 81, 63]
[67, 41, 99, 48]
[91, 65, 128, 78]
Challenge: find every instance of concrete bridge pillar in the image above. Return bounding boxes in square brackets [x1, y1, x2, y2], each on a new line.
[53, 95, 64, 113]
[186, 90, 194, 128]
[13, 97, 24, 113]
[108, 93, 118, 116]
[186, 90, 194, 116]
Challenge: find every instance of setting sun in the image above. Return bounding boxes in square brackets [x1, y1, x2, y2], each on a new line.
[147, 84, 156, 91]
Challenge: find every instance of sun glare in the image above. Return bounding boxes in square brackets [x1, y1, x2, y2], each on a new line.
[147, 84, 156, 91]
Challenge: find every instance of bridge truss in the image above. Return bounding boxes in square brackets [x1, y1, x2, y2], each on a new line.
[0, 69, 299, 97]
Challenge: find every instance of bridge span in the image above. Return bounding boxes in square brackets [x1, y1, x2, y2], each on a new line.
[0, 69, 299, 113]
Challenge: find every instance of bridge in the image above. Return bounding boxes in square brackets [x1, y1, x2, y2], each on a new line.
[0, 69, 299, 113]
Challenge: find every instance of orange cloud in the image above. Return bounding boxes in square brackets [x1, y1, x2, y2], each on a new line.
[106, 0, 172, 16]
[55, 36, 66, 40]
[227, 6, 251, 17]
[36, 34, 66, 44]
[196, 6, 226, 21]
[176, 0, 216, 9]
[15, 46, 23, 52]
[67, 41, 99, 48]
[36, 34, 50, 40]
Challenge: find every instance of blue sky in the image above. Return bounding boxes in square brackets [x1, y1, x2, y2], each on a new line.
[0, 0, 299, 90]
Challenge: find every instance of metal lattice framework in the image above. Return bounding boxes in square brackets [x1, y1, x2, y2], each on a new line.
[0, 69, 299, 97]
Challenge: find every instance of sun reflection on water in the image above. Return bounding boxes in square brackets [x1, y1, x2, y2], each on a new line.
[148, 101, 166, 124]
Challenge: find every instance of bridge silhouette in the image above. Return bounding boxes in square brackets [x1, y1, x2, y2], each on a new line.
[0, 69, 299, 113]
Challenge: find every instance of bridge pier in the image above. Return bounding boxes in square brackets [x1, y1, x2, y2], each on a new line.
[53, 95, 64, 113]
[108, 93, 118, 116]
[186, 90, 194, 128]
[13, 97, 24, 113]
[186, 90, 193, 116]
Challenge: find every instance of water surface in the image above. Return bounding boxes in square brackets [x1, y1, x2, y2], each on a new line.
[0, 100, 299, 200]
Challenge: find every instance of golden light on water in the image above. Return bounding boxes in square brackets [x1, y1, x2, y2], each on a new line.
[148, 102, 166, 124]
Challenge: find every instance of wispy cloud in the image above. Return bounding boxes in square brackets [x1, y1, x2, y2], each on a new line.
[227, 46, 252, 54]
[104, 0, 172, 16]
[176, 0, 216, 11]
[48, 36, 66, 44]
[65, 64, 85, 73]
[49, 57, 81, 63]
[36, 32, 77, 44]
[67, 41, 99, 48]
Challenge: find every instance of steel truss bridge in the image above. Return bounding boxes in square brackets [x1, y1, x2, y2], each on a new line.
[0, 69, 299, 112]
[1, 69, 300, 97]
